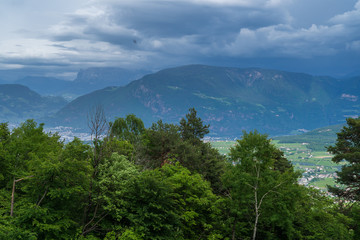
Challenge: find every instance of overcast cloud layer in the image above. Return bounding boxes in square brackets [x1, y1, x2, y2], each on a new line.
[0, 0, 359, 79]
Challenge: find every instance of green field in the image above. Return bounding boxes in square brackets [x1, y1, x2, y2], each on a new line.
[273, 140, 341, 190]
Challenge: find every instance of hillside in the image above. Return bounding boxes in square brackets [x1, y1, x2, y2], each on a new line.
[0, 84, 67, 123]
[49, 65, 359, 136]
[274, 124, 344, 151]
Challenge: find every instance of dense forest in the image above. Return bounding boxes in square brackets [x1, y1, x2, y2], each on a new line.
[0, 108, 359, 240]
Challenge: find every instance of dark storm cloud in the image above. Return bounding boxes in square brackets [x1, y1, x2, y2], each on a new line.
[49, 0, 291, 52]
[108, 1, 288, 37]
[0, 56, 73, 67]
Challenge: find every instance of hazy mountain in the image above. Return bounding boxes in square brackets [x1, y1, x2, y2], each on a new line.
[0, 84, 67, 123]
[68, 67, 149, 95]
[16, 76, 72, 96]
[49, 65, 359, 136]
[0, 68, 48, 82]
[341, 76, 360, 95]
[7, 68, 149, 101]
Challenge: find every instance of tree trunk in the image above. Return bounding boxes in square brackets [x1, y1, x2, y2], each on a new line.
[252, 208, 259, 240]
[10, 176, 33, 216]
[232, 218, 237, 240]
[252, 186, 259, 240]
[10, 178, 15, 216]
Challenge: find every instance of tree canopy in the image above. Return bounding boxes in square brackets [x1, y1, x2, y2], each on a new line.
[222, 131, 300, 239]
[328, 117, 360, 201]
[180, 107, 209, 143]
[0, 112, 357, 239]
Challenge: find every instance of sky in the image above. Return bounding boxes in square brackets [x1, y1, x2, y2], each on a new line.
[0, 0, 360, 80]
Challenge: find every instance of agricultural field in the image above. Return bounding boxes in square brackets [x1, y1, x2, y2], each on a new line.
[273, 140, 341, 190]
[211, 137, 343, 191]
[209, 141, 236, 155]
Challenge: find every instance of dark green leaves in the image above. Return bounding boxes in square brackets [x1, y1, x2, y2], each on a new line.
[180, 108, 209, 143]
[327, 117, 360, 201]
[110, 114, 145, 144]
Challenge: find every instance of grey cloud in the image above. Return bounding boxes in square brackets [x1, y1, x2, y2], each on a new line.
[50, 1, 290, 49]
[0, 56, 72, 68]
[330, 1, 360, 25]
[109, 2, 285, 36]
[222, 23, 349, 58]
[286, 0, 358, 27]
[1, 0, 360, 77]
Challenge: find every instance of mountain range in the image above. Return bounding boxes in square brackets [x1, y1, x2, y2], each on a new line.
[0, 84, 67, 123]
[11, 67, 149, 99]
[44, 65, 359, 137]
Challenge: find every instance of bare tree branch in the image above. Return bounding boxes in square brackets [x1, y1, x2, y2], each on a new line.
[36, 187, 48, 206]
[87, 104, 107, 143]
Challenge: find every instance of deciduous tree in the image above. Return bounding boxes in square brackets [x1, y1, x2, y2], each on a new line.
[223, 131, 298, 240]
[110, 114, 145, 144]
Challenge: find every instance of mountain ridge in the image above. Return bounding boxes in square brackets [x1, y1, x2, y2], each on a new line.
[0, 84, 67, 123]
[47, 64, 359, 136]
[6, 67, 149, 99]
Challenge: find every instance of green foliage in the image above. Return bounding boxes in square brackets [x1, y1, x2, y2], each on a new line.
[349, 203, 360, 239]
[137, 120, 181, 168]
[7, 120, 63, 178]
[110, 114, 145, 144]
[15, 137, 92, 239]
[0, 116, 358, 239]
[180, 107, 210, 143]
[117, 228, 142, 240]
[117, 163, 219, 240]
[182, 142, 226, 194]
[102, 138, 134, 161]
[161, 163, 219, 239]
[292, 187, 353, 240]
[118, 168, 179, 239]
[97, 153, 139, 218]
[220, 131, 353, 239]
[327, 117, 360, 201]
[0, 121, 94, 239]
[0, 122, 10, 185]
[136, 118, 226, 193]
[223, 130, 299, 239]
[0, 215, 38, 240]
[272, 147, 294, 173]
